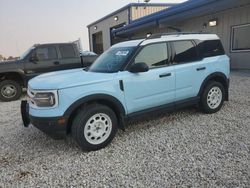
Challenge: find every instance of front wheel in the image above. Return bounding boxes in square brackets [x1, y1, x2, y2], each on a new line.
[72, 104, 118, 151]
[200, 81, 225, 114]
[0, 80, 22, 102]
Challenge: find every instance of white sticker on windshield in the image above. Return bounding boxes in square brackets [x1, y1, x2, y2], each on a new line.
[116, 50, 129, 56]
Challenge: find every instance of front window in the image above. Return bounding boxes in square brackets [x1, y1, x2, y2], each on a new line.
[89, 47, 135, 73]
[35, 46, 58, 61]
[134, 43, 168, 68]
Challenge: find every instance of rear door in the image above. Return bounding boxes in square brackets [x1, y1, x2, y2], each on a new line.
[171, 40, 208, 101]
[57, 44, 82, 70]
[24, 45, 60, 79]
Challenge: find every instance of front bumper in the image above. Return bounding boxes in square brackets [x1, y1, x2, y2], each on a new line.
[21, 100, 68, 138]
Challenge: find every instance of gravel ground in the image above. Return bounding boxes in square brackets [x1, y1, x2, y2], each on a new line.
[0, 71, 249, 187]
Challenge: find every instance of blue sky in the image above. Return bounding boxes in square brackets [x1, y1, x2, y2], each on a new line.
[0, 0, 185, 57]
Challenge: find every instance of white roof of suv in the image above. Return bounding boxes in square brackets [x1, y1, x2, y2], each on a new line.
[112, 34, 219, 48]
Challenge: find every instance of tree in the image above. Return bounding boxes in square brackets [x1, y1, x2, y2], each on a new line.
[7, 56, 14, 60]
[0, 54, 4, 61]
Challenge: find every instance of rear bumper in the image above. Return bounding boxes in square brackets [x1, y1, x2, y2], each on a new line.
[21, 100, 68, 138]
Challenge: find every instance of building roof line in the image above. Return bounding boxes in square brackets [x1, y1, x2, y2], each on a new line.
[112, 0, 217, 35]
[87, 3, 178, 28]
[112, 0, 249, 36]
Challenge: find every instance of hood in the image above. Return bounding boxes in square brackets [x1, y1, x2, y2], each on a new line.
[0, 60, 22, 70]
[28, 68, 115, 90]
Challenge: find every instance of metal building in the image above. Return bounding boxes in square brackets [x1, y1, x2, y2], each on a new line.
[87, 3, 177, 54]
[112, 0, 250, 70]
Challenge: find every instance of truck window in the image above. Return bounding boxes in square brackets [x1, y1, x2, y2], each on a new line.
[59, 44, 76, 58]
[172, 41, 199, 64]
[36, 46, 58, 61]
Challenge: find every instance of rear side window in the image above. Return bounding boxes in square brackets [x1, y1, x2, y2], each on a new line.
[197, 40, 225, 58]
[134, 43, 168, 68]
[59, 44, 76, 58]
[36, 46, 58, 60]
[172, 41, 199, 64]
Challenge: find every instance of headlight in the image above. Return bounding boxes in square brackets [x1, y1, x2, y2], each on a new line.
[28, 88, 58, 108]
[34, 92, 56, 107]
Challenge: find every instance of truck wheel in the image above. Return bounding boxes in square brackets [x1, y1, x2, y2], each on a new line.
[200, 81, 225, 114]
[72, 104, 118, 151]
[0, 80, 22, 102]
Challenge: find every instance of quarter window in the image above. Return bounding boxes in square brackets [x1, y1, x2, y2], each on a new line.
[36, 46, 57, 61]
[231, 24, 250, 51]
[197, 40, 225, 58]
[134, 43, 168, 68]
[172, 41, 198, 64]
[59, 44, 76, 58]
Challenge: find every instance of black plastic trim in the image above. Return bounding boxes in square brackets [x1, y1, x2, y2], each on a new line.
[196, 67, 206, 71]
[64, 94, 126, 117]
[119, 80, 124, 91]
[126, 96, 199, 121]
[29, 115, 68, 138]
[21, 100, 30, 127]
[198, 72, 229, 101]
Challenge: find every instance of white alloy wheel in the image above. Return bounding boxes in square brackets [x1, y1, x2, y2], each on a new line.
[84, 113, 112, 145]
[207, 86, 222, 109]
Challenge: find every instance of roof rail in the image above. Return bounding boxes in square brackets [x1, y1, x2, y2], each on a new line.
[146, 31, 210, 39]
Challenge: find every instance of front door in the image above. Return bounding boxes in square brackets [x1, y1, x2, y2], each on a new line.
[121, 42, 175, 114]
[24, 45, 60, 80]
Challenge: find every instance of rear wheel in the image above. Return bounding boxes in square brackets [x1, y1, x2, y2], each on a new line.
[0, 80, 22, 102]
[200, 81, 225, 114]
[72, 104, 118, 151]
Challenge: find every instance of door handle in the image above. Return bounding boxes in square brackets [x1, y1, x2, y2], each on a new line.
[159, 73, 171, 78]
[197, 67, 206, 71]
[54, 61, 60, 65]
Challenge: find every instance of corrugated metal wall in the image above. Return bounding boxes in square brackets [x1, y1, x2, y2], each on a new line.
[88, 9, 129, 52]
[132, 4, 250, 69]
[88, 5, 169, 53]
[131, 6, 167, 21]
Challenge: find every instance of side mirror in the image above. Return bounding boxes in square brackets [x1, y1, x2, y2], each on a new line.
[29, 53, 38, 63]
[129, 62, 149, 73]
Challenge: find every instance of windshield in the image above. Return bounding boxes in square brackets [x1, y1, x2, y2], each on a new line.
[88, 47, 136, 73]
[20, 46, 35, 59]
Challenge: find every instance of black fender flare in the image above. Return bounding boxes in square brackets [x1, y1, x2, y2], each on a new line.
[198, 72, 229, 101]
[64, 94, 126, 130]
[0, 70, 26, 86]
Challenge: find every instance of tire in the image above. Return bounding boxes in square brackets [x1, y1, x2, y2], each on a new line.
[72, 104, 118, 151]
[0, 80, 22, 102]
[200, 81, 225, 114]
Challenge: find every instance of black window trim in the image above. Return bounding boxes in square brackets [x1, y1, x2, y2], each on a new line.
[124, 41, 171, 71]
[230, 23, 250, 53]
[35, 45, 58, 61]
[170, 40, 202, 66]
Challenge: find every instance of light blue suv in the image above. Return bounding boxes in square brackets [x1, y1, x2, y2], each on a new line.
[21, 33, 230, 151]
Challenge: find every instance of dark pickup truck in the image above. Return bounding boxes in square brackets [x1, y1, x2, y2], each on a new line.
[0, 43, 98, 101]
